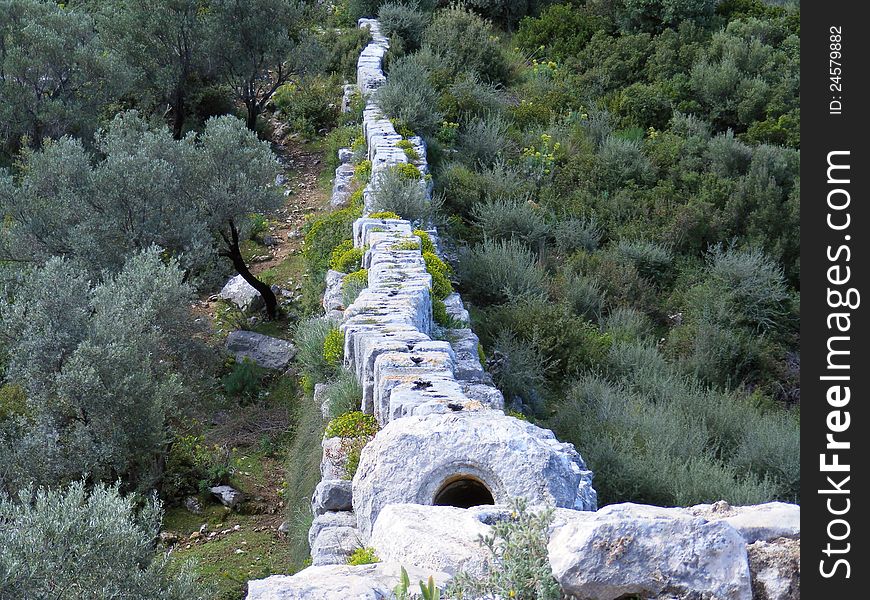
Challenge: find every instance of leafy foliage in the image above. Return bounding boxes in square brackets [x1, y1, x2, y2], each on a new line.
[446, 498, 560, 600]
[0, 249, 206, 495]
[0, 481, 211, 599]
[324, 411, 378, 439]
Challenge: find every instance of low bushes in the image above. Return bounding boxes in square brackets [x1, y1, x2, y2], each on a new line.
[457, 238, 547, 305]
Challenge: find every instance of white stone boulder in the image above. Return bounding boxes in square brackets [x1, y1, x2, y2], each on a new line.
[220, 274, 263, 313]
[687, 500, 800, 544]
[352, 411, 597, 537]
[322, 269, 347, 313]
[370, 504, 494, 577]
[210, 485, 244, 509]
[226, 331, 295, 370]
[310, 524, 360, 566]
[312, 480, 353, 516]
[548, 503, 753, 600]
[747, 537, 800, 600]
[246, 563, 449, 600]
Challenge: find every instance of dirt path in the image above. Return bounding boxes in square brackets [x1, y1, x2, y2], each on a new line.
[252, 124, 330, 276]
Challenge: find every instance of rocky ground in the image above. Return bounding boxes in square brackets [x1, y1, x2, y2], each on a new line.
[159, 124, 331, 600]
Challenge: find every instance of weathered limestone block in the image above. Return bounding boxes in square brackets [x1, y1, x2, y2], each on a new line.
[220, 274, 263, 313]
[322, 269, 346, 314]
[352, 411, 597, 537]
[246, 563, 449, 600]
[311, 480, 352, 516]
[442, 293, 469, 324]
[370, 504, 493, 577]
[687, 501, 800, 544]
[461, 382, 505, 410]
[548, 503, 753, 600]
[308, 511, 358, 549]
[447, 328, 488, 383]
[747, 538, 800, 600]
[310, 524, 359, 566]
[225, 331, 295, 370]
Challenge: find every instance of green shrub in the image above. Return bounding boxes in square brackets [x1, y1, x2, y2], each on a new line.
[422, 4, 511, 84]
[391, 162, 422, 180]
[163, 434, 233, 501]
[456, 114, 511, 169]
[379, 2, 430, 51]
[342, 269, 369, 306]
[369, 211, 401, 219]
[562, 272, 605, 323]
[274, 76, 341, 138]
[392, 240, 421, 251]
[322, 368, 363, 419]
[0, 482, 211, 599]
[614, 239, 673, 281]
[487, 330, 550, 409]
[295, 318, 340, 384]
[423, 251, 453, 299]
[458, 238, 547, 305]
[470, 197, 548, 249]
[595, 135, 654, 191]
[375, 54, 443, 136]
[432, 295, 451, 326]
[324, 411, 379, 439]
[370, 168, 431, 222]
[479, 298, 612, 383]
[396, 138, 421, 161]
[413, 229, 435, 254]
[319, 26, 373, 81]
[221, 358, 264, 401]
[322, 328, 345, 367]
[706, 244, 789, 332]
[550, 340, 799, 505]
[347, 546, 380, 566]
[603, 306, 652, 342]
[437, 161, 533, 220]
[446, 498, 560, 600]
[552, 217, 602, 253]
[330, 242, 363, 273]
[439, 75, 506, 122]
[324, 125, 362, 175]
[515, 3, 611, 61]
[303, 204, 362, 281]
[354, 159, 372, 182]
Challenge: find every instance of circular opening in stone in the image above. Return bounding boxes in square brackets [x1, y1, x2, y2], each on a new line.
[432, 475, 495, 508]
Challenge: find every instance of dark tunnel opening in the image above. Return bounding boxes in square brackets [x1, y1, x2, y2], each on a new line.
[432, 476, 495, 509]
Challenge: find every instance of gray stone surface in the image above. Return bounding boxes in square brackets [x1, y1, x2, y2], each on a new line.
[310, 524, 359, 566]
[210, 485, 244, 509]
[747, 538, 800, 600]
[246, 563, 449, 600]
[322, 269, 347, 314]
[370, 504, 493, 577]
[220, 274, 263, 313]
[311, 479, 352, 516]
[688, 501, 800, 544]
[352, 411, 596, 537]
[548, 503, 753, 600]
[226, 330, 295, 370]
[308, 511, 358, 550]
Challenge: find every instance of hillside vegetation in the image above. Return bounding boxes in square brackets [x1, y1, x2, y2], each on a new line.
[0, 1, 799, 598]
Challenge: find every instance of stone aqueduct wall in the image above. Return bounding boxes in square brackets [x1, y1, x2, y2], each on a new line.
[307, 18, 596, 558]
[246, 19, 800, 600]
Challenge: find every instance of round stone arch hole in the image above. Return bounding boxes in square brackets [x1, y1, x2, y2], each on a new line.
[432, 475, 495, 509]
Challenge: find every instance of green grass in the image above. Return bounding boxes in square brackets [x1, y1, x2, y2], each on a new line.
[163, 513, 295, 600]
[258, 253, 305, 288]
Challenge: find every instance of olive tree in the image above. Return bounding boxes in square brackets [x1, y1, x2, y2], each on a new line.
[0, 249, 207, 494]
[207, 0, 303, 130]
[0, 0, 127, 151]
[0, 481, 211, 598]
[0, 111, 282, 317]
